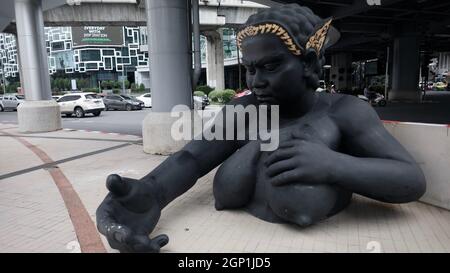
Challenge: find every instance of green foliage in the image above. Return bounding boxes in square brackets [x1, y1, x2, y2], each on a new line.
[196, 85, 214, 95]
[5, 82, 20, 93]
[207, 89, 237, 104]
[76, 78, 89, 89]
[101, 80, 115, 90]
[193, 91, 206, 97]
[130, 83, 137, 92]
[208, 90, 220, 103]
[112, 89, 121, 94]
[139, 83, 145, 92]
[113, 80, 122, 89]
[222, 89, 237, 103]
[83, 88, 100, 93]
[370, 85, 385, 94]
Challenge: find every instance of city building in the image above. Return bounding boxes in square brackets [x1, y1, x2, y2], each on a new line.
[0, 26, 240, 91]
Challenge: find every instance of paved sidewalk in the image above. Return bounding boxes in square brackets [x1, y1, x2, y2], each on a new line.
[1, 122, 450, 253]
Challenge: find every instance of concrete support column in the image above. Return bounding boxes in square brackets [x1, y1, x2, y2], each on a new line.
[205, 30, 225, 90]
[390, 24, 420, 102]
[330, 53, 352, 92]
[142, 0, 195, 154]
[15, 0, 61, 132]
[145, 0, 192, 112]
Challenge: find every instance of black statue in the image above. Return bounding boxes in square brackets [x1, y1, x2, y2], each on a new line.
[96, 4, 426, 253]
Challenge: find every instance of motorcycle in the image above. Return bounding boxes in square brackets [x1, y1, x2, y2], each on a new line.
[357, 93, 387, 107]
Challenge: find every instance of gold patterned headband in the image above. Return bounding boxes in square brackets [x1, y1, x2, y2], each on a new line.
[237, 19, 333, 57]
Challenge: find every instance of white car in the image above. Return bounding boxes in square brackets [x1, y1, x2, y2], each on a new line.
[136, 93, 152, 107]
[0, 94, 25, 111]
[57, 92, 105, 118]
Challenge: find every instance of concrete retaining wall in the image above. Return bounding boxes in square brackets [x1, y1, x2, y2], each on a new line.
[384, 121, 450, 210]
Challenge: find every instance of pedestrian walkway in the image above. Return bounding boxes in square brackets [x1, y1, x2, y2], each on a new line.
[1, 122, 450, 253]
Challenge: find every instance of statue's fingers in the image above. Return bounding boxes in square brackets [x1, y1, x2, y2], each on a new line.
[123, 234, 166, 253]
[270, 169, 301, 186]
[266, 158, 297, 178]
[152, 234, 169, 248]
[106, 224, 136, 253]
[106, 174, 131, 197]
[265, 147, 296, 166]
[96, 195, 118, 236]
[277, 140, 297, 149]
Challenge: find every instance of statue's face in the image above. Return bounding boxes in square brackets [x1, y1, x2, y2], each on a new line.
[242, 34, 310, 106]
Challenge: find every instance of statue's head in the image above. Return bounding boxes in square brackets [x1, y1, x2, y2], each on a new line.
[238, 4, 334, 107]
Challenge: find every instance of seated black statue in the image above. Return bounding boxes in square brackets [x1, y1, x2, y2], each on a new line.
[96, 4, 426, 253]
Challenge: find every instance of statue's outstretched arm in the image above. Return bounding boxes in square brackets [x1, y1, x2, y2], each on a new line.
[96, 101, 243, 252]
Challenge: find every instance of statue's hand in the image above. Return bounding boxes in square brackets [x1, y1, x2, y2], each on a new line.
[264, 127, 337, 186]
[96, 174, 168, 253]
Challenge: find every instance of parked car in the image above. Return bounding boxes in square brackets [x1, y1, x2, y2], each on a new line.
[57, 92, 105, 118]
[193, 94, 210, 110]
[316, 80, 327, 92]
[136, 93, 152, 108]
[358, 92, 387, 107]
[0, 94, 24, 111]
[434, 81, 447, 91]
[103, 94, 144, 111]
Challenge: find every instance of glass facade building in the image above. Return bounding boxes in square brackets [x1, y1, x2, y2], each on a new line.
[0, 26, 240, 88]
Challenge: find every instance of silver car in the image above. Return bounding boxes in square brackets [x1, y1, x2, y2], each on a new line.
[0, 94, 24, 111]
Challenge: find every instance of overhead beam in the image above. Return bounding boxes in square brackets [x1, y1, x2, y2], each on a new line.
[332, 0, 405, 20]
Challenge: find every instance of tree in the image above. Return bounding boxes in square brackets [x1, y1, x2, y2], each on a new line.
[124, 80, 130, 89]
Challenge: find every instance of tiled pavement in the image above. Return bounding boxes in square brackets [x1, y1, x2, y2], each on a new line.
[1, 123, 450, 253]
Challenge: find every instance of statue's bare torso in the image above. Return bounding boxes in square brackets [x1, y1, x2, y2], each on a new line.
[214, 93, 352, 226]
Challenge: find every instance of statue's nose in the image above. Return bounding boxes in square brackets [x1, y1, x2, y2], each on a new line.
[251, 71, 268, 90]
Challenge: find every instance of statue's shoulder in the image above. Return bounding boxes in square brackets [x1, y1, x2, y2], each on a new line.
[327, 93, 381, 130]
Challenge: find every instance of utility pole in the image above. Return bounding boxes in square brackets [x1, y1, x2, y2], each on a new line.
[0, 61, 6, 94]
[385, 46, 390, 101]
[122, 66, 125, 95]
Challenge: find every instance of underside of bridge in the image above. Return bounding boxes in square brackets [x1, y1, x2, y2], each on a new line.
[257, 0, 450, 100]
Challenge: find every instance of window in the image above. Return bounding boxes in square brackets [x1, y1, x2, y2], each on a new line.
[85, 94, 100, 99]
[64, 95, 81, 101]
[104, 58, 112, 70]
[86, 63, 98, 70]
[80, 50, 101, 62]
[144, 94, 151, 98]
[51, 41, 65, 51]
[121, 47, 129, 57]
[106, 95, 120, 101]
[57, 96, 70, 102]
[103, 50, 115, 56]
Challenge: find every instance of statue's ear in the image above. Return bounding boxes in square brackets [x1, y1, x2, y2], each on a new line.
[305, 18, 333, 57]
[302, 50, 320, 78]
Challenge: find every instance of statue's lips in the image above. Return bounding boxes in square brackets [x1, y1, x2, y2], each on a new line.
[256, 95, 277, 104]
